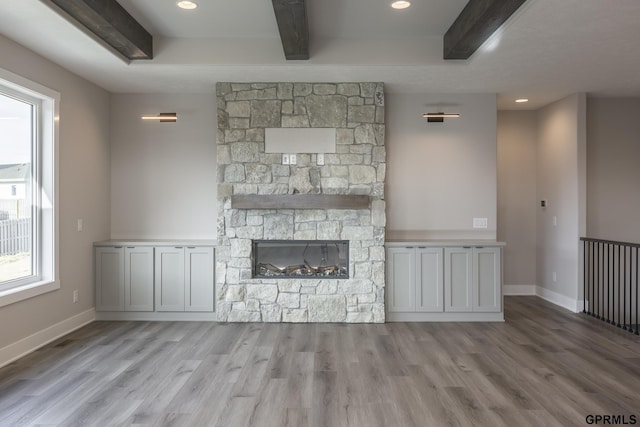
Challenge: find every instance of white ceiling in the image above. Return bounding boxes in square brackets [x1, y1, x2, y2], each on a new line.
[1, 0, 640, 109]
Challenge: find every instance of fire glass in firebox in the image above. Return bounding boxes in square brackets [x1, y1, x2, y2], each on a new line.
[252, 240, 349, 279]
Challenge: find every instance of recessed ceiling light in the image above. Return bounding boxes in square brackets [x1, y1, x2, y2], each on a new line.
[515, 98, 529, 103]
[391, 1, 411, 10]
[177, 1, 197, 10]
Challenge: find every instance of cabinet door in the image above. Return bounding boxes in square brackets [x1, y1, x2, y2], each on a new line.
[185, 246, 214, 312]
[444, 247, 473, 312]
[473, 247, 502, 312]
[155, 247, 185, 311]
[416, 248, 444, 312]
[95, 246, 124, 311]
[386, 247, 416, 312]
[125, 246, 154, 312]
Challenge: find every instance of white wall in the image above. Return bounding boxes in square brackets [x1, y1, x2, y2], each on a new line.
[587, 97, 640, 243]
[0, 35, 110, 352]
[110, 94, 217, 240]
[497, 111, 537, 288]
[385, 93, 497, 240]
[536, 94, 587, 309]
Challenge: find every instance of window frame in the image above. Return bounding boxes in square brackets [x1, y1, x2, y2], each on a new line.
[0, 67, 59, 307]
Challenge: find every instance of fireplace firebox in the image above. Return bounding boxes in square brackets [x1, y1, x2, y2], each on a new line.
[252, 240, 349, 279]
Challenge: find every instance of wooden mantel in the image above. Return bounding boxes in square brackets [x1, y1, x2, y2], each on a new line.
[231, 194, 370, 210]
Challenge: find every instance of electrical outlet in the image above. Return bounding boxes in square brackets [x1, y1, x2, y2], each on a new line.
[282, 154, 290, 165]
[473, 218, 488, 229]
[290, 154, 297, 165]
[73, 290, 78, 303]
[317, 153, 325, 165]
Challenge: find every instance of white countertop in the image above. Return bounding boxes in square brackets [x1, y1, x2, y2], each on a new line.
[94, 239, 217, 247]
[385, 240, 506, 247]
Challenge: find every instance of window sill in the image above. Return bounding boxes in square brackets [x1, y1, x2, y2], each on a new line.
[0, 280, 60, 308]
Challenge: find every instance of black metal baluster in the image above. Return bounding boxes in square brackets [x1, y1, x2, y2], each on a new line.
[601, 242, 604, 320]
[611, 244, 615, 325]
[603, 243, 607, 322]
[605, 243, 612, 323]
[608, 243, 612, 324]
[633, 245, 637, 334]
[582, 240, 587, 313]
[591, 244, 598, 317]
[596, 242, 600, 319]
[632, 245, 635, 333]
[623, 245, 628, 331]
[636, 247, 640, 335]
[609, 244, 616, 325]
[605, 242, 608, 321]
[617, 244, 621, 327]
[590, 240, 594, 316]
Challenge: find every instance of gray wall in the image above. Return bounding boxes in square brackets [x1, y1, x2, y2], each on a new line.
[110, 94, 217, 240]
[587, 97, 640, 243]
[536, 94, 587, 306]
[385, 93, 497, 240]
[0, 35, 110, 347]
[497, 111, 537, 287]
[497, 95, 588, 309]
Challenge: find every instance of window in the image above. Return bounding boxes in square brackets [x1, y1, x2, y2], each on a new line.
[0, 68, 58, 306]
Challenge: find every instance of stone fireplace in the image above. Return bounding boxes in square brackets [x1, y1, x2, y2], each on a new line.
[216, 82, 386, 323]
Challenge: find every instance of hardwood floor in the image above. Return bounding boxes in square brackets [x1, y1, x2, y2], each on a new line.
[1, 296, 639, 426]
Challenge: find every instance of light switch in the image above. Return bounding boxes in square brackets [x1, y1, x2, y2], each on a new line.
[473, 218, 488, 229]
[77, 219, 83, 232]
[317, 153, 325, 165]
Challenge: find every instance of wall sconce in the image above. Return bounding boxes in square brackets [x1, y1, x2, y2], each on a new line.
[141, 112, 177, 122]
[423, 112, 460, 123]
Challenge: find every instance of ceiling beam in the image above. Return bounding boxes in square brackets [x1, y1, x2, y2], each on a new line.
[48, 0, 152, 60]
[444, 0, 527, 60]
[272, 0, 309, 60]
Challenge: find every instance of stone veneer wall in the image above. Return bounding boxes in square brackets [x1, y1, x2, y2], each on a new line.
[216, 82, 386, 323]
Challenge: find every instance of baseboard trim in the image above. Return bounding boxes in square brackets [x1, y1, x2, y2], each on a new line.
[503, 285, 585, 313]
[387, 312, 504, 322]
[504, 284, 536, 295]
[535, 286, 581, 313]
[0, 308, 95, 368]
[95, 311, 217, 321]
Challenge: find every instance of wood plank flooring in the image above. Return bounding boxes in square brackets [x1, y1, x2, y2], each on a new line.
[1, 296, 639, 426]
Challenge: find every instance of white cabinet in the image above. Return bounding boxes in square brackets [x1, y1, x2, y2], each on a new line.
[445, 246, 501, 313]
[185, 246, 215, 312]
[95, 246, 125, 311]
[95, 246, 154, 312]
[95, 241, 215, 319]
[386, 247, 416, 312]
[417, 248, 444, 313]
[125, 246, 154, 311]
[472, 247, 501, 313]
[444, 247, 473, 312]
[386, 242, 503, 321]
[386, 246, 443, 314]
[155, 246, 214, 312]
[155, 247, 185, 311]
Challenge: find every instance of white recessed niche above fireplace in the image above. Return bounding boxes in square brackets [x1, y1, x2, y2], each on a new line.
[265, 128, 336, 153]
